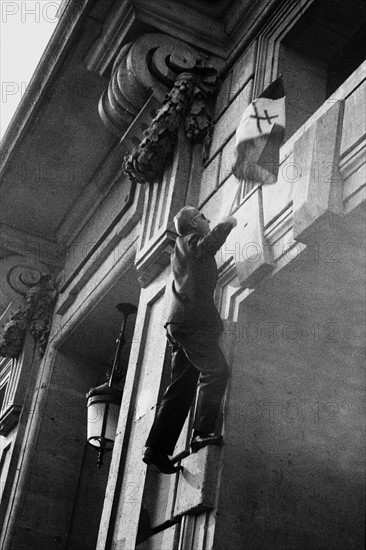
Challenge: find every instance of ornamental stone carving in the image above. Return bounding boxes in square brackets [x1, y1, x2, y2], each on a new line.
[0, 273, 57, 358]
[99, 33, 219, 184]
[6, 264, 44, 296]
[123, 71, 218, 184]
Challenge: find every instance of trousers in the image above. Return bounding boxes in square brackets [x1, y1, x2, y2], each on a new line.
[145, 323, 230, 456]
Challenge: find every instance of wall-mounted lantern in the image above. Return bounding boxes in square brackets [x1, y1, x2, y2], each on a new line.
[86, 302, 137, 467]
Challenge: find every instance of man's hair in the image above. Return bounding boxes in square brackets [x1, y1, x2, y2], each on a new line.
[174, 206, 200, 235]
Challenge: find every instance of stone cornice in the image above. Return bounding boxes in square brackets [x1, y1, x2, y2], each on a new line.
[0, 0, 97, 182]
[179, 0, 233, 18]
[0, 225, 64, 270]
[0, 0, 284, 191]
[85, 0, 227, 78]
[86, 0, 285, 79]
[132, 0, 227, 58]
[85, 0, 137, 75]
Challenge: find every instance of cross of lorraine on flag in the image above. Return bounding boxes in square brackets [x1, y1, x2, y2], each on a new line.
[232, 76, 285, 184]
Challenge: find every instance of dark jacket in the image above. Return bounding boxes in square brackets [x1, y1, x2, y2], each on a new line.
[165, 221, 234, 332]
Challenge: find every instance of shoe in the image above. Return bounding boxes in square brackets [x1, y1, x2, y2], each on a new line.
[190, 434, 223, 453]
[142, 446, 182, 474]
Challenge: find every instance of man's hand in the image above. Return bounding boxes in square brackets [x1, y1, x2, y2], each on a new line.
[190, 216, 238, 257]
[223, 216, 237, 228]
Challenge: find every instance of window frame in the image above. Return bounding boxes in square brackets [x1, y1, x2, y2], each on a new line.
[254, 0, 315, 98]
[255, 0, 366, 140]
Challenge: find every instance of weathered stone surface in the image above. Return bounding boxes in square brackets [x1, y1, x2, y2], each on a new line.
[36, 386, 86, 463]
[232, 186, 274, 288]
[262, 150, 294, 226]
[214, 72, 231, 120]
[229, 41, 257, 102]
[140, 522, 179, 550]
[191, 511, 209, 549]
[11, 526, 67, 550]
[340, 78, 366, 156]
[219, 134, 236, 186]
[111, 289, 172, 548]
[201, 174, 239, 232]
[174, 445, 221, 517]
[59, 176, 137, 288]
[213, 227, 366, 550]
[209, 79, 253, 159]
[199, 154, 220, 207]
[143, 470, 176, 529]
[67, 444, 111, 550]
[135, 135, 191, 286]
[292, 101, 344, 243]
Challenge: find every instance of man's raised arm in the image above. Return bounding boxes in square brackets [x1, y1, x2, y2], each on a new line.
[188, 216, 237, 257]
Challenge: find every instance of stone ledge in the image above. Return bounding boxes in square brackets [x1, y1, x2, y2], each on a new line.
[173, 445, 222, 517]
[136, 231, 176, 288]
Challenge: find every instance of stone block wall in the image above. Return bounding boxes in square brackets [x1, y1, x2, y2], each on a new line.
[126, 42, 365, 550]
[199, 43, 257, 209]
[94, 11, 365, 550]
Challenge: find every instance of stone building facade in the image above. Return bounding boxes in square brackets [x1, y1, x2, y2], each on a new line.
[0, 1, 365, 549]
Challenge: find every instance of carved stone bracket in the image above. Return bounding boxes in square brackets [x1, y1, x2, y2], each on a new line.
[123, 70, 218, 184]
[99, 33, 219, 184]
[0, 274, 58, 358]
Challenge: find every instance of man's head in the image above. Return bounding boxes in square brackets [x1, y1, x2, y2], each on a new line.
[174, 206, 211, 236]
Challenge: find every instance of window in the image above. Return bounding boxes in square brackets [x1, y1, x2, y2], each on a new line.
[278, 0, 366, 140]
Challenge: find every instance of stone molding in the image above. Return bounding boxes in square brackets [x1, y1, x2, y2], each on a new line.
[134, 132, 194, 287]
[214, 63, 366, 327]
[292, 100, 344, 244]
[0, 224, 63, 271]
[85, 1, 226, 78]
[0, 0, 94, 180]
[0, 244, 58, 304]
[99, 33, 199, 134]
[174, 445, 222, 517]
[99, 33, 218, 130]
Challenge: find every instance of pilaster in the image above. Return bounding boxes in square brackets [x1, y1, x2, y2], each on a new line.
[134, 132, 192, 288]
